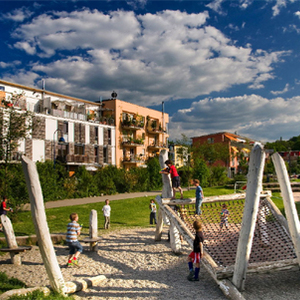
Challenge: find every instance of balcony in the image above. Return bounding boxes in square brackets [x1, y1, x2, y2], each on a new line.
[66, 154, 91, 164]
[122, 137, 144, 147]
[52, 109, 86, 121]
[148, 143, 168, 150]
[121, 121, 144, 130]
[122, 155, 147, 166]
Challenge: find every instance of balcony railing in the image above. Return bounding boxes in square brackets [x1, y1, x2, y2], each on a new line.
[52, 109, 86, 121]
[66, 154, 91, 163]
[148, 143, 167, 149]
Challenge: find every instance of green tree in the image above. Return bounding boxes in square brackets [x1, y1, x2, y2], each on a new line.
[146, 156, 162, 190]
[0, 92, 34, 198]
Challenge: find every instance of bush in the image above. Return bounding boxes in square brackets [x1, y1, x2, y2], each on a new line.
[208, 166, 228, 187]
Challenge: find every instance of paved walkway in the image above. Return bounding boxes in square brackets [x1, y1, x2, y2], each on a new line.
[23, 191, 163, 210]
[22, 189, 300, 210]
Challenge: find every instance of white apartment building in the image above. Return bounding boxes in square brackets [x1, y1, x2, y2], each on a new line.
[0, 80, 116, 171]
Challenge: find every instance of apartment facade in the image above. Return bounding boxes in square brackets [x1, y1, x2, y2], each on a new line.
[100, 98, 169, 168]
[191, 132, 254, 177]
[168, 144, 189, 168]
[0, 80, 116, 171]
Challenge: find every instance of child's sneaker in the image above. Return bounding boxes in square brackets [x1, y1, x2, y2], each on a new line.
[67, 261, 73, 268]
[189, 277, 199, 282]
[72, 259, 80, 267]
[187, 270, 194, 280]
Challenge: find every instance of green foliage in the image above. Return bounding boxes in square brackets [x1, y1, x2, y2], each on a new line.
[192, 142, 229, 166]
[0, 271, 26, 293]
[75, 166, 97, 197]
[36, 161, 68, 201]
[208, 166, 228, 187]
[146, 157, 162, 190]
[7, 290, 74, 300]
[192, 157, 210, 187]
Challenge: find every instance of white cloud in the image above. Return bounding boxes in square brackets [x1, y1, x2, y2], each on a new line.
[169, 94, 300, 142]
[5, 9, 290, 106]
[206, 0, 226, 15]
[296, 11, 300, 18]
[270, 83, 290, 95]
[272, 0, 287, 17]
[0, 61, 21, 68]
[1, 7, 34, 22]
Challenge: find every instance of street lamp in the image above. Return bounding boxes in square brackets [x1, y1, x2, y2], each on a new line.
[53, 128, 65, 169]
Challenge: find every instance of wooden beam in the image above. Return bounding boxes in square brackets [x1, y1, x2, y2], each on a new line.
[21, 156, 66, 294]
[272, 152, 300, 266]
[232, 144, 265, 291]
[0, 215, 22, 265]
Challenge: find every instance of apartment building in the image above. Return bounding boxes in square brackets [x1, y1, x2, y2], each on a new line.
[191, 132, 254, 177]
[168, 144, 189, 168]
[99, 98, 169, 168]
[0, 80, 116, 171]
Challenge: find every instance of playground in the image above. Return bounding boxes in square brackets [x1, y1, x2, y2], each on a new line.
[1, 146, 300, 299]
[1, 227, 300, 300]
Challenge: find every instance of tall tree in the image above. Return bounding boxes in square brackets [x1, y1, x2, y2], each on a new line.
[0, 92, 34, 196]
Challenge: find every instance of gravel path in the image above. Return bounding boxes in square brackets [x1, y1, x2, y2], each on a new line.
[0, 227, 300, 299]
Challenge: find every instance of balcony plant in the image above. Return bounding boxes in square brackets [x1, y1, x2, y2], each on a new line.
[151, 120, 157, 131]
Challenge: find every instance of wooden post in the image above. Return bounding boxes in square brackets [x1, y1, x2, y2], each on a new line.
[155, 149, 173, 241]
[0, 215, 21, 265]
[21, 156, 66, 294]
[232, 144, 265, 290]
[272, 152, 300, 265]
[155, 208, 164, 241]
[159, 149, 173, 198]
[169, 218, 182, 254]
[90, 210, 98, 251]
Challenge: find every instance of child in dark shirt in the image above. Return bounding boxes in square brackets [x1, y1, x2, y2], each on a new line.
[187, 220, 204, 281]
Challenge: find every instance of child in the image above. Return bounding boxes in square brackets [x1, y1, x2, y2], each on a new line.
[220, 203, 230, 230]
[66, 213, 83, 267]
[0, 196, 13, 232]
[149, 199, 157, 225]
[194, 179, 204, 215]
[187, 220, 204, 281]
[160, 160, 183, 200]
[102, 199, 111, 229]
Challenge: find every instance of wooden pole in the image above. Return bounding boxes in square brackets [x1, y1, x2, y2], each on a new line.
[159, 149, 173, 198]
[155, 149, 172, 241]
[272, 152, 300, 265]
[89, 210, 98, 251]
[232, 144, 265, 290]
[21, 156, 66, 294]
[0, 215, 21, 265]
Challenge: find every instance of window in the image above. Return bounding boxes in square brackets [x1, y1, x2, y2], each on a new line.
[108, 128, 111, 145]
[63, 121, 68, 134]
[103, 146, 108, 163]
[94, 146, 99, 163]
[0, 86, 5, 91]
[95, 127, 98, 144]
[207, 138, 214, 144]
[75, 144, 85, 155]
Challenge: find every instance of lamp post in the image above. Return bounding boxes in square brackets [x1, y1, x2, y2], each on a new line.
[53, 128, 65, 169]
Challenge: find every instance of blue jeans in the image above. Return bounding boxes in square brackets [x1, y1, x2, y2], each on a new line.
[67, 241, 83, 255]
[195, 198, 203, 215]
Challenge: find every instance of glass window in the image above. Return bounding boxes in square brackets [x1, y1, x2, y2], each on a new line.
[75, 144, 85, 155]
[103, 146, 107, 163]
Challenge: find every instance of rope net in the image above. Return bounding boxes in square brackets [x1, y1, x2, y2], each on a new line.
[176, 197, 296, 268]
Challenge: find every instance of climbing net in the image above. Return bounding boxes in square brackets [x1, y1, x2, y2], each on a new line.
[176, 197, 297, 268]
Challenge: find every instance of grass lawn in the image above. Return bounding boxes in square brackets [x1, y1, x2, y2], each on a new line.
[1, 186, 299, 238]
[1, 186, 300, 299]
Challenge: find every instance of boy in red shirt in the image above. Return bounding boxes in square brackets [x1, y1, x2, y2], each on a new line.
[160, 160, 183, 199]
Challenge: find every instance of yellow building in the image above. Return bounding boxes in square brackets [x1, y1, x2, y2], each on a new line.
[100, 98, 169, 168]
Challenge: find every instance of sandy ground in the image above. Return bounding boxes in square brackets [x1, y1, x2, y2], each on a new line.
[0, 227, 300, 300]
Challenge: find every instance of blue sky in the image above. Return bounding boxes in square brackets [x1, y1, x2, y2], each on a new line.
[1, 0, 300, 143]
